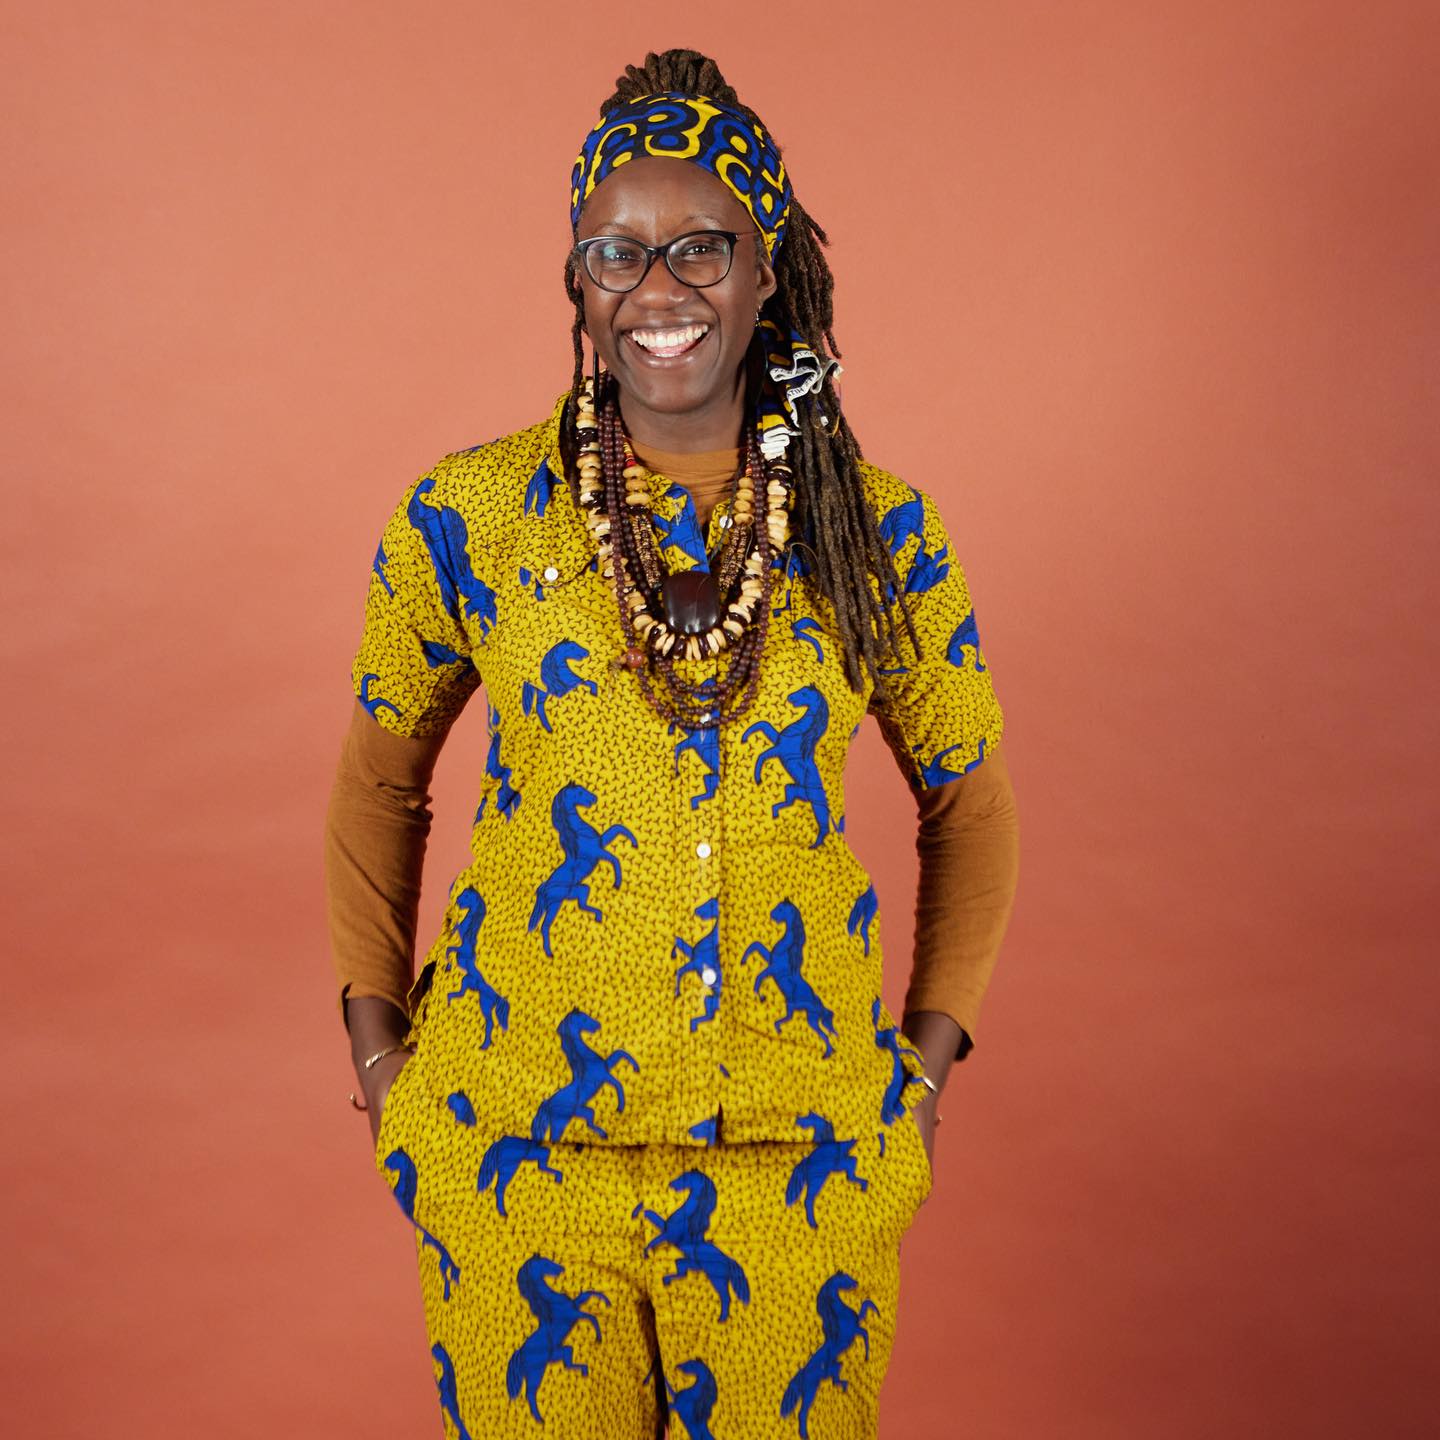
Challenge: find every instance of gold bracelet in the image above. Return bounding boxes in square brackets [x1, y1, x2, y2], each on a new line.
[347, 1042, 414, 1110]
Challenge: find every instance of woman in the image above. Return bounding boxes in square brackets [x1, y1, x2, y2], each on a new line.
[325, 48, 1020, 1439]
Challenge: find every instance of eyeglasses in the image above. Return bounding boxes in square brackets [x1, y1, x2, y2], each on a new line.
[573, 229, 748, 293]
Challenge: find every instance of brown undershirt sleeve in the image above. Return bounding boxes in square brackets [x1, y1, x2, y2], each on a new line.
[323, 701, 448, 1031]
[904, 741, 1020, 1062]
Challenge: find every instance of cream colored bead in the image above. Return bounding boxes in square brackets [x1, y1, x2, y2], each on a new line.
[634, 613, 656, 635]
[722, 618, 745, 638]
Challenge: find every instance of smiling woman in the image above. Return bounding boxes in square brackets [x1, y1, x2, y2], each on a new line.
[325, 45, 1020, 1440]
[573, 159, 776, 442]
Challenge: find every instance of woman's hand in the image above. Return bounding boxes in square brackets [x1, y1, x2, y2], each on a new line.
[346, 995, 414, 1152]
[365, 1048, 412, 1151]
[902, 1008, 966, 1206]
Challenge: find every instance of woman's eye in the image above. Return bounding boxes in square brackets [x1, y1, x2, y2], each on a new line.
[599, 243, 641, 265]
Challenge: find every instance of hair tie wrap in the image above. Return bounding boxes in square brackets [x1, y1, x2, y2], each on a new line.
[571, 91, 792, 259]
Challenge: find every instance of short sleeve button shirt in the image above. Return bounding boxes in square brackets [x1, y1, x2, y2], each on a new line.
[351, 390, 1005, 1148]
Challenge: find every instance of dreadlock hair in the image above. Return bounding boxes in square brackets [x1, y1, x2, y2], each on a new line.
[561, 48, 922, 703]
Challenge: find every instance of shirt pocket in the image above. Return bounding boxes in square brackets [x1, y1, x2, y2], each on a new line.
[490, 517, 623, 697]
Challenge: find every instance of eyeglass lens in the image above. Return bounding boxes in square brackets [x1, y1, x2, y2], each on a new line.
[583, 233, 734, 292]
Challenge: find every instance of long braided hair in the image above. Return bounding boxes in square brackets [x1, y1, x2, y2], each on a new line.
[561, 48, 921, 702]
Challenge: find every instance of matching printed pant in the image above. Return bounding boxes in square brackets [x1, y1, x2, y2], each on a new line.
[374, 1047, 933, 1439]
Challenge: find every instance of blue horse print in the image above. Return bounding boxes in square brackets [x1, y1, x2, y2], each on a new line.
[523, 459, 559, 517]
[357, 672, 401, 721]
[475, 703, 521, 822]
[671, 719, 720, 809]
[770, 539, 815, 614]
[529, 783, 637, 957]
[900, 539, 949, 595]
[477, 1135, 565, 1218]
[505, 1253, 611, 1424]
[372, 540, 393, 596]
[847, 884, 878, 955]
[420, 638, 472, 669]
[946, 609, 987, 671]
[634, 1170, 750, 1321]
[912, 733, 989, 788]
[688, 1112, 721, 1145]
[780, 1272, 878, 1438]
[522, 639, 597, 732]
[871, 997, 925, 1124]
[791, 616, 825, 663]
[653, 486, 709, 568]
[785, 1113, 869, 1228]
[430, 1343, 474, 1440]
[443, 887, 509, 1048]
[743, 685, 834, 848]
[530, 1009, 639, 1142]
[664, 1357, 720, 1440]
[407, 478, 499, 635]
[877, 486, 925, 557]
[379, 1147, 462, 1300]
[741, 900, 838, 1057]
[673, 897, 721, 1031]
[446, 1091, 477, 1126]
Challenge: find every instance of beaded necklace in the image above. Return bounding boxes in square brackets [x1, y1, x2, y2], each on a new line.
[572, 371, 795, 731]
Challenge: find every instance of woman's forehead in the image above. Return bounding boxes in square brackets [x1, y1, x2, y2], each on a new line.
[576, 156, 755, 237]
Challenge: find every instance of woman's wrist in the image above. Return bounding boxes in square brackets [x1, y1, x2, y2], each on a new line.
[901, 1008, 965, 1095]
[346, 995, 413, 1108]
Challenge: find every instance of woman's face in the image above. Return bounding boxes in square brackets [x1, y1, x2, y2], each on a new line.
[573, 156, 778, 430]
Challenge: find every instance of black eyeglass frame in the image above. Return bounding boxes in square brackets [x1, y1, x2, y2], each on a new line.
[572, 229, 751, 293]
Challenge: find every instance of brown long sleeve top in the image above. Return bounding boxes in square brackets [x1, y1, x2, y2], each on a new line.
[326, 442, 1020, 1064]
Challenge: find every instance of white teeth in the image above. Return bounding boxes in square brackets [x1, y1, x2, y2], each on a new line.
[630, 323, 709, 352]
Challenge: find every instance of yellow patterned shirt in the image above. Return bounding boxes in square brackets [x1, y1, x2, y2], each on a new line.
[351, 390, 1004, 1148]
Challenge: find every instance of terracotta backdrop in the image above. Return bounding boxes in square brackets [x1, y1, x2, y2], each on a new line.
[6, 1, 1436, 1435]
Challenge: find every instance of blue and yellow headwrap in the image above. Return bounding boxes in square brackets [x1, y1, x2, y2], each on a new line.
[570, 91, 838, 460]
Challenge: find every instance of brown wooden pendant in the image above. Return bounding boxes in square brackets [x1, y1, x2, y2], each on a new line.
[659, 570, 721, 636]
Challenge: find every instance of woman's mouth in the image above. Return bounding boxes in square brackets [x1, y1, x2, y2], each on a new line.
[624, 323, 712, 360]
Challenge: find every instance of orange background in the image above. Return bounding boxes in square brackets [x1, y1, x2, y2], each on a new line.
[6, 1, 1437, 1434]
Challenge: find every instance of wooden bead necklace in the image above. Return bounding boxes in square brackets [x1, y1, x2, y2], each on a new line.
[572, 371, 794, 730]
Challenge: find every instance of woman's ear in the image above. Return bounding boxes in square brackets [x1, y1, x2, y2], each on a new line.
[755, 251, 779, 308]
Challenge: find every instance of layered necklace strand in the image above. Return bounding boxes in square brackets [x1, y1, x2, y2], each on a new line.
[572, 372, 794, 731]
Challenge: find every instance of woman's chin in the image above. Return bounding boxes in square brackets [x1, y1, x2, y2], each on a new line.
[611, 349, 740, 419]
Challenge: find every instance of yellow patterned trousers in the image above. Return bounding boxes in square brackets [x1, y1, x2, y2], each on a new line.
[374, 1048, 933, 1439]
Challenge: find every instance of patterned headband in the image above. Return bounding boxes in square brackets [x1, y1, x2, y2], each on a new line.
[570, 90, 837, 457]
[570, 91, 793, 260]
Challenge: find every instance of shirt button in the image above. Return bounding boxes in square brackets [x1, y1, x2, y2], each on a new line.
[542, 565, 559, 582]
[700, 965, 718, 985]
[696, 841, 712, 859]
